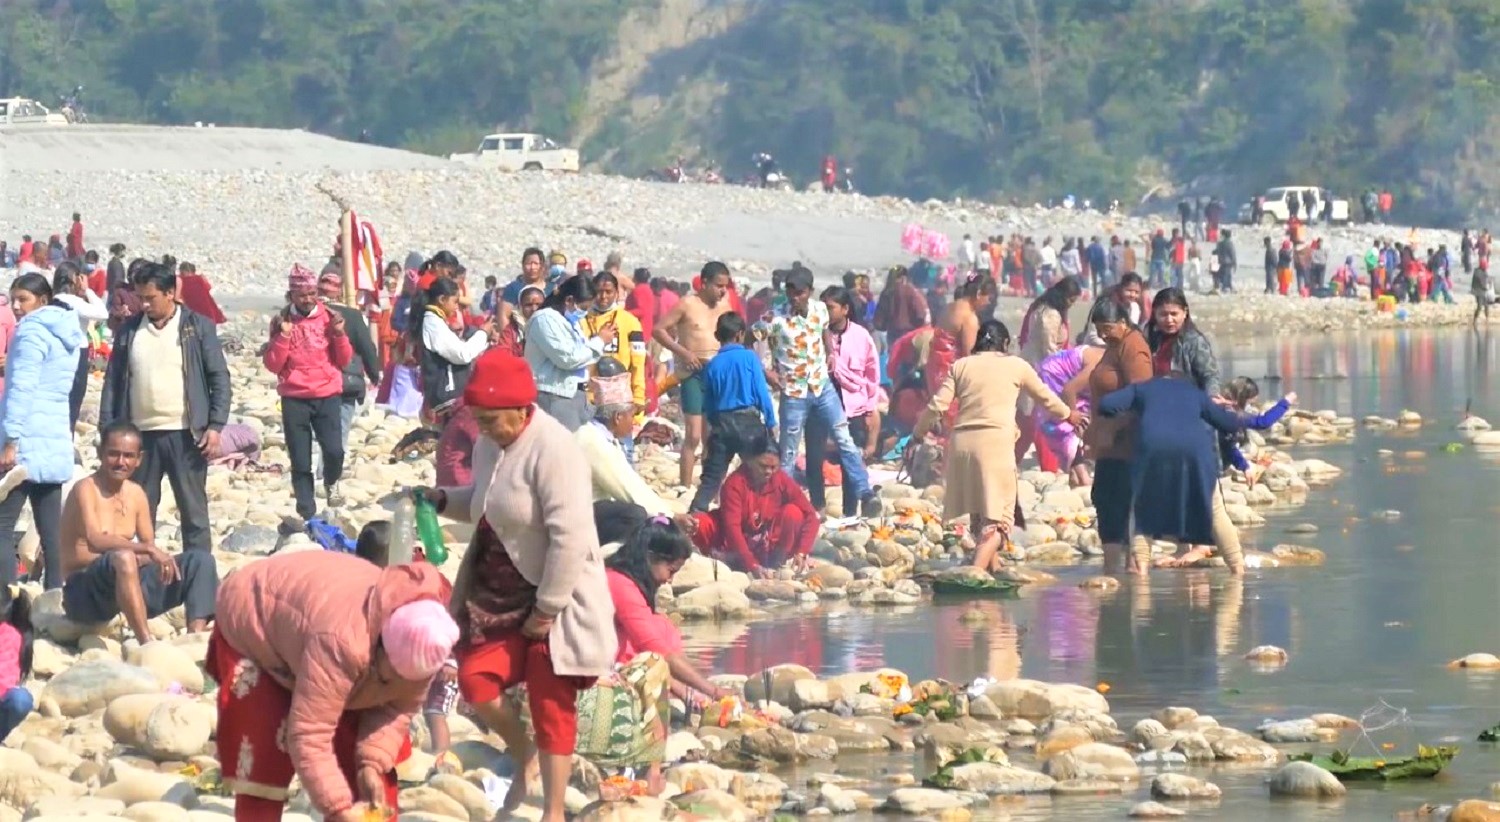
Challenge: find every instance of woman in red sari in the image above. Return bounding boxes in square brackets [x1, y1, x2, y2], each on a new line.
[691, 434, 820, 578]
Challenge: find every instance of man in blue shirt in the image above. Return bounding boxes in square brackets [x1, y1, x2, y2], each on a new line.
[689, 311, 776, 512]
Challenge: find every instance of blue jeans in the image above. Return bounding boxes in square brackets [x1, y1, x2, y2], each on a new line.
[0, 687, 33, 741]
[1150, 259, 1166, 286]
[778, 384, 871, 501]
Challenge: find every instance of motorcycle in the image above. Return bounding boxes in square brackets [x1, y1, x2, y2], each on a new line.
[59, 85, 86, 123]
[643, 165, 685, 183]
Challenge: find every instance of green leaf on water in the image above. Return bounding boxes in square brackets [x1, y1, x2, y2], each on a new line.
[1442, 442, 1465, 453]
[1478, 722, 1500, 742]
[1289, 745, 1458, 781]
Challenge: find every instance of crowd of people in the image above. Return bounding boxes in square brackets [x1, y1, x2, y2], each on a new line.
[0, 207, 1316, 821]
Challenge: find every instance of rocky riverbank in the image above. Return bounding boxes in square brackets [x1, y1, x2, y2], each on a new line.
[0, 311, 1385, 820]
[1, 155, 1481, 333]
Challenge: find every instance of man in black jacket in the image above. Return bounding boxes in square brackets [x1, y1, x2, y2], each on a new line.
[1214, 229, 1237, 293]
[1263, 236, 1277, 294]
[99, 263, 232, 553]
[317, 271, 382, 447]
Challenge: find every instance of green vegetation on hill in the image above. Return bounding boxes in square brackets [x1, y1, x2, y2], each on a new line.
[5, 0, 1500, 224]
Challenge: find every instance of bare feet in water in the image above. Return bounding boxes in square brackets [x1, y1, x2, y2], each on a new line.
[1154, 547, 1213, 568]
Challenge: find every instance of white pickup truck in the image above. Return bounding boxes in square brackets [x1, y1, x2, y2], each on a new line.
[0, 97, 70, 126]
[1238, 186, 1351, 226]
[449, 133, 579, 171]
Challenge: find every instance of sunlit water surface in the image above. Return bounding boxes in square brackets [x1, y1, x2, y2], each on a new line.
[677, 328, 1500, 820]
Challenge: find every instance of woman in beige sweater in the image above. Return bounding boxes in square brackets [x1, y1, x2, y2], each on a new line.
[912, 320, 1082, 573]
[433, 348, 616, 822]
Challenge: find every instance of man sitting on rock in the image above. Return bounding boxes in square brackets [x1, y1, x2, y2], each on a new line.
[60, 421, 218, 642]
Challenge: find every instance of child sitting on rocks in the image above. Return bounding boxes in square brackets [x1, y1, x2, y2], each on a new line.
[1219, 378, 1297, 487]
[354, 521, 460, 775]
[0, 587, 33, 742]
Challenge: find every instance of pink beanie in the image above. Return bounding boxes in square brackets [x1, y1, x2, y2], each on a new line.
[381, 600, 460, 681]
[288, 263, 318, 295]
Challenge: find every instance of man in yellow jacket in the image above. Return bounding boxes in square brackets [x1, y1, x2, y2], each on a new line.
[582, 271, 648, 426]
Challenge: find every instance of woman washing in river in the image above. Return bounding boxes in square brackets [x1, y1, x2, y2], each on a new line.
[1035, 337, 1105, 487]
[691, 434, 821, 578]
[568, 501, 731, 793]
[911, 320, 1082, 572]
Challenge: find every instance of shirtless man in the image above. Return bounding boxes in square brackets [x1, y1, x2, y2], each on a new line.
[653, 262, 734, 487]
[60, 421, 218, 642]
[939, 276, 992, 356]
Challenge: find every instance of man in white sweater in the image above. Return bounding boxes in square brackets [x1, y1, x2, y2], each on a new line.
[574, 373, 670, 519]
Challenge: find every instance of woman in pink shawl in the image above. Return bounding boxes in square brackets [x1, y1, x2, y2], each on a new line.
[1015, 278, 1082, 472]
[0, 295, 16, 397]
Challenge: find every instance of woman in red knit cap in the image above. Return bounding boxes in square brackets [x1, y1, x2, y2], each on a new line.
[429, 348, 616, 822]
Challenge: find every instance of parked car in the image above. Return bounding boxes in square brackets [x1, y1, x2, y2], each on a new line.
[0, 97, 70, 126]
[449, 132, 579, 172]
[1238, 186, 1351, 226]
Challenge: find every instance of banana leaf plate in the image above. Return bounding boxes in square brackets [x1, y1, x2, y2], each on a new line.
[1288, 745, 1458, 781]
[928, 575, 1022, 599]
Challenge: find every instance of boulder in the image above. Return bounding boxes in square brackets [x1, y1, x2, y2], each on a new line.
[30, 588, 114, 644]
[574, 796, 678, 822]
[127, 642, 206, 693]
[1451, 653, 1500, 669]
[396, 787, 470, 821]
[119, 803, 192, 822]
[880, 787, 970, 815]
[103, 694, 215, 760]
[1128, 801, 1186, 818]
[42, 659, 161, 717]
[1150, 773, 1221, 800]
[983, 679, 1108, 719]
[1451, 800, 1500, 822]
[943, 762, 1054, 795]
[1039, 742, 1140, 782]
[743, 664, 815, 705]
[95, 760, 200, 807]
[670, 582, 752, 620]
[23, 797, 127, 819]
[672, 789, 757, 821]
[1268, 761, 1346, 798]
[0, 749, 85, 809]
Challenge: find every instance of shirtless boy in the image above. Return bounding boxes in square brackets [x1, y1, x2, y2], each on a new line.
[61, 421, 218, 642]
[653, 262, 734, 487]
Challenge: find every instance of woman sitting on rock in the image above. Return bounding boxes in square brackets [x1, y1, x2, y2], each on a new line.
[562, 501, 730, 793]
[433, 348, 616, 822]
[1096, 371, 1248, 575]
[690, 433, 820, 578]
[910, 320, 1081, 573]
[209, 551, 458, 822]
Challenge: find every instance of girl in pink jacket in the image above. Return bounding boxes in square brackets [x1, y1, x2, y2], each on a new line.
[263, 264, 354, 519]
[209, 552, 458, 821]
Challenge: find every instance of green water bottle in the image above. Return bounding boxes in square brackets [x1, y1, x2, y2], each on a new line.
[413, 493, 448, 565]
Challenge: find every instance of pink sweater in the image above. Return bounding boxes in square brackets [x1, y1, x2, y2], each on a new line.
[606, 569, 681, 664]
[215, 553, 450, 815]
[262, 305, 353, 399]
[0, 623, 21, 690]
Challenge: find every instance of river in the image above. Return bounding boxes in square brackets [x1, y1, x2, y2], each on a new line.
[683, 328, 1500, 820]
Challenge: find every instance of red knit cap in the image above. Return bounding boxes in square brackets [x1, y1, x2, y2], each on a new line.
[463, 349, 538, 409]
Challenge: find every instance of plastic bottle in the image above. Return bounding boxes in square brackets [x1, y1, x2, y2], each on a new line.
[414, 493, 448, 565]
[389, 494, 417, 566]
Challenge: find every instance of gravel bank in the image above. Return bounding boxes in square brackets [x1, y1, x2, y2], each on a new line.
[0, 127, 1477, 332]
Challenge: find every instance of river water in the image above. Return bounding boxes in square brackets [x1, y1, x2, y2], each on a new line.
[682, 328, 1500, 820]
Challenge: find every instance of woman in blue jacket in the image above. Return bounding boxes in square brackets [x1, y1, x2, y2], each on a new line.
[0, 273, 84, 590]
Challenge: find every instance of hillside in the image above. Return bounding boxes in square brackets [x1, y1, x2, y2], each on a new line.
[4, 0, 1500, 224]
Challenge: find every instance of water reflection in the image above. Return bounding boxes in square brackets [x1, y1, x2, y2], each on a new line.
[682, 330, 1500, 819]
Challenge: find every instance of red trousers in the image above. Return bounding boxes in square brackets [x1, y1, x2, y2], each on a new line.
[207, 630, 406, 821]
[691, 505, 806, 571]
[457, 631, 590, 755]
[1014, 411, 1061, 472]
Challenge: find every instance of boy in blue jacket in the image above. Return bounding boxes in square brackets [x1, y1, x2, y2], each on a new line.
[689, 312, 776, 512]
